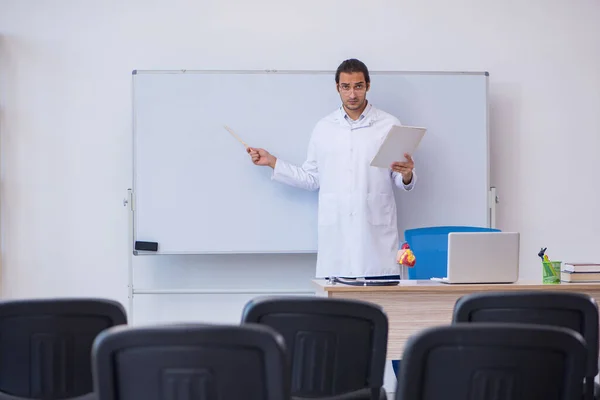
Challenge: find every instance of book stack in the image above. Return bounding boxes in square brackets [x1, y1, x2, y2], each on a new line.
[561, 263, 600, 283]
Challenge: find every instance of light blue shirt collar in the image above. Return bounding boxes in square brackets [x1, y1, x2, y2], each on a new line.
[342, 101, 372, 124]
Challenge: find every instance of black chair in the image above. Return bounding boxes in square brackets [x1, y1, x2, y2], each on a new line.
[396, 323, 587, 400]
[0, 298, 127, 400]
[91, 323, 290, 400]
[452, 291, 600, 400]
[241, 296, 388, 400]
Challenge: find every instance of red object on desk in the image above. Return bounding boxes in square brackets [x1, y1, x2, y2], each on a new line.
[398, 243, 416, 267]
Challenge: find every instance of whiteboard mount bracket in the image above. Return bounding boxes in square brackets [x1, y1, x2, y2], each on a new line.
[489, 186, 498, 229]
[123, 188, 134, 210]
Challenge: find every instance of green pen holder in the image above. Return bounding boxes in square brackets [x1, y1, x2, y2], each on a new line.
[542, 261, 562, 284]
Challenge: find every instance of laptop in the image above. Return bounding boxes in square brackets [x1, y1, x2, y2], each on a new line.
[430, 232, 520, 284]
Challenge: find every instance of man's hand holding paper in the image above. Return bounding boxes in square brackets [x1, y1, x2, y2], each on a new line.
[391, 153, 415, 184]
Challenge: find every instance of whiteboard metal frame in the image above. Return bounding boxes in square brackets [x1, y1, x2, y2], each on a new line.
[125, 69, 496, 322]
[132, 69, 489, 75]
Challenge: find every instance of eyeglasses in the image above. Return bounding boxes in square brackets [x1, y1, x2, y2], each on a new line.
[338, 83, 366, 92]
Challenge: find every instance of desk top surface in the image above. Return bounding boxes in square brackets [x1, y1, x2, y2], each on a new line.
[312, 279, 600, 292]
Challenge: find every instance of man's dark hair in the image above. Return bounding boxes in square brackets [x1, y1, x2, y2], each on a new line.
[335, 59, 370, 84]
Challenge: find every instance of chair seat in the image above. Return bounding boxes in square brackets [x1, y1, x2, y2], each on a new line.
[0, 392, 96, 400]
[292, 387, 387, 400]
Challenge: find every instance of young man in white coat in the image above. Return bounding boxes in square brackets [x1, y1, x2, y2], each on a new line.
[247, 59, 416, 279]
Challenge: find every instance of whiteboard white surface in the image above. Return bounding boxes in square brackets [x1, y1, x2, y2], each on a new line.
[132, 70, 490, 254]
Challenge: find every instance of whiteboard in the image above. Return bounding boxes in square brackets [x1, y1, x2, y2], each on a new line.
[131, 70, 490, 254]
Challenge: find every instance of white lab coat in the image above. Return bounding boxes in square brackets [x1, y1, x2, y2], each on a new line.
[271, 103, 416, 278]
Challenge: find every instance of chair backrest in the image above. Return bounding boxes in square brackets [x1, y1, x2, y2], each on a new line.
[0, 298, 127, 400]
[404, 226, 500, 279]
[452, 291, 599, 380]
[92, 323, 290, 400]
[241, 297, 388, 399]
[396, 323, 587, 400]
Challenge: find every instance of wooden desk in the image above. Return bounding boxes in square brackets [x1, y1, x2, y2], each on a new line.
[313, 279, 600, 359]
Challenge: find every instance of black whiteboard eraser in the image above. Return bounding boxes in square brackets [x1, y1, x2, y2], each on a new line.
[135, 241, 158, 251]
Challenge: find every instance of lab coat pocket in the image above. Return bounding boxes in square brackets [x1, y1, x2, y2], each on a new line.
[367, 193, 393, 226]
[318, 193, 338, 226]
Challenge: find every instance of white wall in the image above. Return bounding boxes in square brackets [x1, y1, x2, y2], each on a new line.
[1, 0, 599, 393]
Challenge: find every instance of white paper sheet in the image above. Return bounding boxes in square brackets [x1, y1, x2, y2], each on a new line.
[370, 125, 426, 168]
